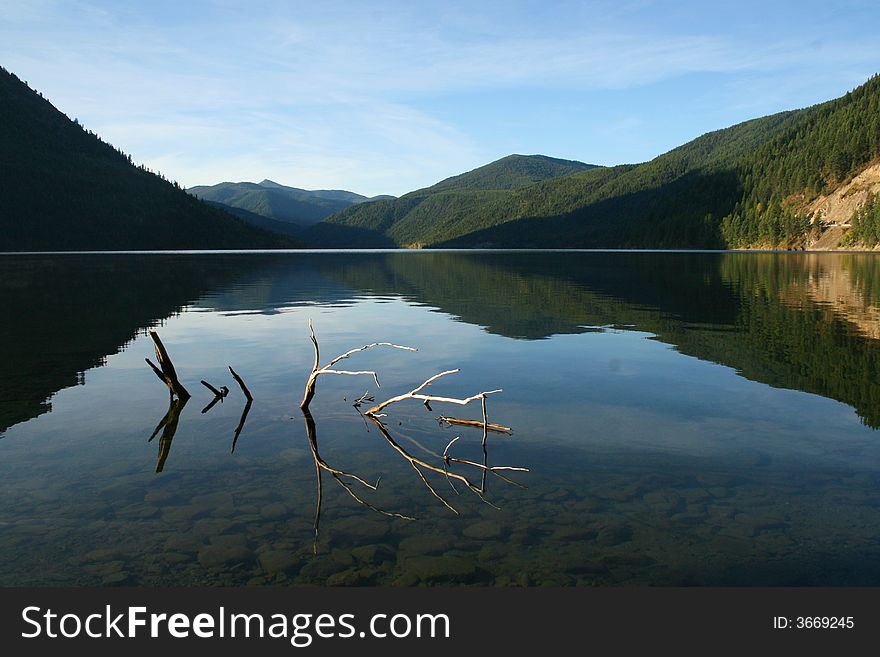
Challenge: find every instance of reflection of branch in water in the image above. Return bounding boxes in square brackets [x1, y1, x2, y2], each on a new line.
[352, 390, 374, 408]
[367, 416, 528, 515]
[199, 380, 228, 414]
[364, 372, 526, 509]
[302, 409, 414, 555]
[300, 319, 416, 410]
[230, 399, 252, 453]
[201, 395, 222, 415]
[228, 366, 254, 453]
[148, 397, 188, 473]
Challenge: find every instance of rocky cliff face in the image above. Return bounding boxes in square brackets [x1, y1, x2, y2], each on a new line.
[805, 162, 880, 249]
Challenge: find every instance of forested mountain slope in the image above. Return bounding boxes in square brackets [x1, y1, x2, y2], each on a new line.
[0, 67, 294, 251]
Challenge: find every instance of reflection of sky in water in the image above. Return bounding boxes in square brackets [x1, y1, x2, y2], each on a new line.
[1, 251, 880, 586]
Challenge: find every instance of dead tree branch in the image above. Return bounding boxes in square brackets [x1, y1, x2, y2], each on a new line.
[364, 368, 501, 417]
[438, 416, 512, 433]
[200, 380, 228, 398]
[145, 330, 190, 401]
[300, 319, 416, 410]
[228, 366, 253, 401]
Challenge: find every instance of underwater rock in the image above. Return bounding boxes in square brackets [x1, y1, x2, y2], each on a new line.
[164, 533, 205, 553]
[258, 550, 302, 575]
[351, 544, 395, 565]
[260, 503, 289, 519]
[397, 534, 456, 557]
[101, 571, 130, 586]
[462, 520, 505, 540]
[197, 545, 253, 568]
[595, 522, 633, 546]
[395, 555, 487, 585]
[328, 516, 391, 544]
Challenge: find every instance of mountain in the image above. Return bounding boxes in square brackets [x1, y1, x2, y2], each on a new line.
[317, 76, 880, 249]
[0, 67, 295, 251]
[188, 179, 392, 227]
[436, 111, 805, 248]
[312, 154, 598, 246]
[202, 200, 305, 238]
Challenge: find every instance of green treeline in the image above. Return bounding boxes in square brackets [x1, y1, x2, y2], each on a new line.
[312, 154, 599, 246]
[0, 67, 296, 251]
[841, 193, 880, 247]
[321, 251, 880, 428]
[187, 181, 366, 227]
[320, 75, 880, 249]
[721, 75, 880, 247]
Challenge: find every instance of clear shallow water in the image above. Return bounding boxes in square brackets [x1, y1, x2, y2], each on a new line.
[1, 250, 880, 586]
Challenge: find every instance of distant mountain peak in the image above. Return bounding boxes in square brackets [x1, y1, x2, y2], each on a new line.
[258, 179, 295, 190]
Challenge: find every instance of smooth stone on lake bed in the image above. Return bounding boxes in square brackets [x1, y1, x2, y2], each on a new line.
[350, 544, 395, 565]
[164, 534, 205, 553]
[260, 503, 289, 519]
[144, 490, 175, 504]
[595, 522, 634, 546]
[258, 550, 302, 574]
[397, 534, 456, 556]
[395, 555, 488, 585]
[102, 571, 130, 586]
[197, 545, 254, 568]
[328, 516, 391, 543]
[210, 533, 249, 549]
[462, 520, 505, 540]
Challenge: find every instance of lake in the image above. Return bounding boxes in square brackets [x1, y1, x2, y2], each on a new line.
[2, 250, 880, 586]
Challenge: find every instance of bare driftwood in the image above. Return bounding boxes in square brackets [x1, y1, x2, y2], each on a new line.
[300, 319, 416, 410]
[229, 366, 253, 401]
[437, 416, 512, 434]
[148, 397, 188, 473]
[199, 380, 228, 414]
[364, 369, 501, 417]
[145, 331, 190, 401]
[352, 390, 374, 408]
[200, 380, 228, 398]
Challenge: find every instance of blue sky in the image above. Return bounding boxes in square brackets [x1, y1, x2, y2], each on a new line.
[2, 0, 879, 196]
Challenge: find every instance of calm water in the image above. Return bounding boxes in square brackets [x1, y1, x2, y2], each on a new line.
[2, 250, 880, 586]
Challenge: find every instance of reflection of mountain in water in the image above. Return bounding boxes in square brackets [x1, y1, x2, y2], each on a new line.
[238, 252, 880, 428]
[195, 255, 357, 313]
[0, 255, 265, 433]
[5, 251, 880, 432]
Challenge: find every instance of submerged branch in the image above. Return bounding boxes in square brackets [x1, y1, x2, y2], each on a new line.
[438, 416, 512, 433]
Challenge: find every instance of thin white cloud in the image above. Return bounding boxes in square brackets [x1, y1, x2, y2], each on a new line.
[2, 1, 878, 194]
